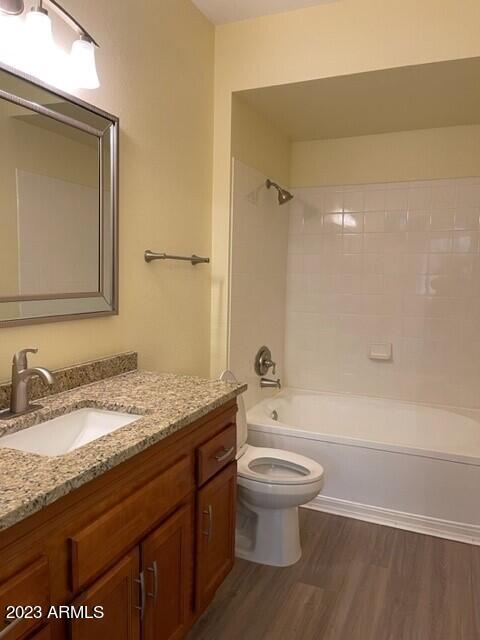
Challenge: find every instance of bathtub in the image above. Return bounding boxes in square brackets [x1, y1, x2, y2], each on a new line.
[247, 389, 480, 544]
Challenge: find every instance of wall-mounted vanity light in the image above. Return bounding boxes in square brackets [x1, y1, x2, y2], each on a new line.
[0, 0, 100, 90]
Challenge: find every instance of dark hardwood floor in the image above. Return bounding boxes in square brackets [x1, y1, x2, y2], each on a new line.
[188, 509, 480, 640]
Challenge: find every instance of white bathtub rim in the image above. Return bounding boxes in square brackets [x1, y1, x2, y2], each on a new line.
[248, 422, 480, 468]
[305, 495, 480, 546]
[270, 385, 480, 420]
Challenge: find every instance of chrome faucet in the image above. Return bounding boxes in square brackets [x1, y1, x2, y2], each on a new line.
[260, 377, 282, 390]
[8, 348, 55, 417]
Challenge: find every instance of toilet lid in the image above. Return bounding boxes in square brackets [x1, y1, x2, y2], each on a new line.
[237, 445, 324, 486]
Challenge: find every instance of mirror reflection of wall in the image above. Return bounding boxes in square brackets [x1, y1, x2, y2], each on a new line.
[0, 66, 117, 325]
[0, 99, 99, 297]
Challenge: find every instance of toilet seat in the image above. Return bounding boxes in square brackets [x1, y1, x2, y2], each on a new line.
[237, 445, 324, 486]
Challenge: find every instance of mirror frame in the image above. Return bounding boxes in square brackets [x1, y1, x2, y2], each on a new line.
[0, 61, 119, 328]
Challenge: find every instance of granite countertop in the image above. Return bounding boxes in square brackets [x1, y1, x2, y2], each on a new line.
[0, 370, 246, 532]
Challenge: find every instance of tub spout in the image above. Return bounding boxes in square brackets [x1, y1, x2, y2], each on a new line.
[260, 377, 282, 390]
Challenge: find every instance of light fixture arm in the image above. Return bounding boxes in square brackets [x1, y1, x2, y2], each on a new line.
[33, 0, 99, 47]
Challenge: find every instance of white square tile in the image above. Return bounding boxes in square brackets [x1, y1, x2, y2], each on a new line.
[453, 231, 478, 253]
[343, 190, 365, 213]
[364, 188, 386, 212]
[342, 253, 364, 274]
[364, 212, 385, 233]
[287, 253, 304, 274]
[363, 254, 384, 274]
[407, 211, 431, 231]
[408, 187, 432, 210]
[303, 234, 323, 254]
[323, 213, 344, 233]
[457, 183, 480, 207]
[303, 212, 323, 234]
[288, 234, 304, 254]
[364, 233, 387, 253]
[386, 188, 408, 211]
[454, 208, 480, 230]
[324, 189, 344, 213]
[431, 184, 456, 209]
[385, 211, 407, 231]
[362, 274, 384, 295]
[289, 211, 304, 234]
[343, 213, 364, 233]
[430, 210, 455, 230]
[343, 234, 364, 253]
[429, 232, 452, 253]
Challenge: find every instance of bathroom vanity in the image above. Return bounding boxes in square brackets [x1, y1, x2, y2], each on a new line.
[0, 356, 245, 640]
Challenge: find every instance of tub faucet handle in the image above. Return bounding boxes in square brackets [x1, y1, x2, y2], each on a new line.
[265, 359, 276, 375]
[254, 346, 277, 376]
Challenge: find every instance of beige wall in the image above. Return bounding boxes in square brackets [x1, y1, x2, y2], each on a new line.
[211, 0, 480, 376]
[291, 125, 480, 188]
[0, 0, 214, 381]
[231, 95, 291, 187]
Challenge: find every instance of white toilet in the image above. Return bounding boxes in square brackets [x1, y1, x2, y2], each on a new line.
[221, 372, 324, 567]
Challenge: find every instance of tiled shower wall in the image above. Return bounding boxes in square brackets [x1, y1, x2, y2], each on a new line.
[285, 178, 480, 408]
[230, 160, 289, 408]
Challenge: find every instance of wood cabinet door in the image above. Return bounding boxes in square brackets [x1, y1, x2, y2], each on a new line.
[141, 503, 193, 640]
[27, 624, 52, 639]
[196, 462, 236, 613]
[70, 549, 140, 640]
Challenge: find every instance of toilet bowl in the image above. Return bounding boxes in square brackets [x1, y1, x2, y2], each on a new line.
[220, 371, 324, 567]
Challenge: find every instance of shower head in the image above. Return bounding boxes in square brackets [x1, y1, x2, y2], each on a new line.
[266, 179, 294, 206]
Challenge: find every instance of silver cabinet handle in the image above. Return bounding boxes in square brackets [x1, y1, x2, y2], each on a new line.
[147, 561, 158, 603]
[203, 504, 213, 544]
[0, 618, 22, 640]
[214, 446, 235, 463]
[134, 571, 146, 620]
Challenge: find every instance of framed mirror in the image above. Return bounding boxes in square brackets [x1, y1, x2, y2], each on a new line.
[0, 62, 118, 327]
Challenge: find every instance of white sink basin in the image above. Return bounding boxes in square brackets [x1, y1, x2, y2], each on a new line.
[0, 408, 141, 456]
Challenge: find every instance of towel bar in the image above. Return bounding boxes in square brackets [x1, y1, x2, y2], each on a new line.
[144, 250, 210, 266]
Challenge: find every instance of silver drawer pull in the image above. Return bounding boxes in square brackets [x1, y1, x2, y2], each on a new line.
[147, 561, 158, 603]
[214, 446, 235, 463]
[134, 571, 146, 620]
[203, 504, 213, 543]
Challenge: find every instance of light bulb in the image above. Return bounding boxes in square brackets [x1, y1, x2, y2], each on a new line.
[0, 13, 23, 67]
[71, 36, 100, 89]
[23, 9, 54, 81]
[25, 9, 53, 46]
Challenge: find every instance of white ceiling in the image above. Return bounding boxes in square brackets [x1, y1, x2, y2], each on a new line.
[191, 0, 338, 25]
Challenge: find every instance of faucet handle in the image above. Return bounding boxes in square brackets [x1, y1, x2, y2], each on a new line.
[264, 359, 276, 375]
[13, 348, 38, 370]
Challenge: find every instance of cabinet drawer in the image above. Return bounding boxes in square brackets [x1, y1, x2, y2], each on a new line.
[70, 455, 193, 592]
[197, 425, 236, 486]
[0, 557, 50, 640]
